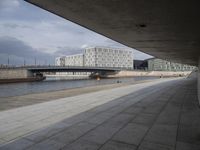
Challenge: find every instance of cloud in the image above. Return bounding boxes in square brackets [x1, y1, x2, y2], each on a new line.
[0, 36, 55, 65]
[0, 0, 20, 12]
[81, 44, 88, 49]
[54, 47, 83, 56]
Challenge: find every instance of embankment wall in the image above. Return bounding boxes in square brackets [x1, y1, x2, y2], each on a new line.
[0, 69, 33, 79]
[109, 70, 192, 77]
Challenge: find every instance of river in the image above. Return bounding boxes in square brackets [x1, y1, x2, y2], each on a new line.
[0, 76, 159, 98]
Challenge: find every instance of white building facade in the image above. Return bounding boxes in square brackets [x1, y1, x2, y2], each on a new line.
[55, 54, 84, 66]
[64, 54, 84, 66]
[55, 57, 65, 66]
[55, 47, 134, 69]
[55, 57, 61, 66]
[84, 47, 133, 69]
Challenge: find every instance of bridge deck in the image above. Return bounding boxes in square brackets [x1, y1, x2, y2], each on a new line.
[0, 77, 199, 150]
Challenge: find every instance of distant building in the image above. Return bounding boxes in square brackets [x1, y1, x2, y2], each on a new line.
[147, 58, 195, 71]
[55, 57, 65, 66]
[55, 57, 61, 66]
[64, 54, 84, 66]
[55, 47, 134, 69]
[134, 60, 148, 70]
[84, 47, 133, 69]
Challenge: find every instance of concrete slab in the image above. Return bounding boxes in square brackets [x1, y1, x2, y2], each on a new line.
[100, 140, 137, 150]
[86, 112, 115, 125]
[27, 139, 65, 150]
[138, 140, 174, 150]
[0, 138, 34, 150]
[112, 123, 149, 146]
[176, 141, 200, 150]
[50, 122, 96, 145]
[62, 139, 100, 150]
[177, 125, 200, 145]
[25, 122, 71, 142]
[131, 113, 157, 126]
[81, 122, 122, 145]
[123, 106, 144, 114]
[144, 124, 178, 147]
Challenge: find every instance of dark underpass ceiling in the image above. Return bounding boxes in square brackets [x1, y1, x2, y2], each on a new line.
[26, 0, 200, 66]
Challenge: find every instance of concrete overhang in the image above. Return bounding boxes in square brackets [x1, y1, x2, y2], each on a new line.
[25, 0, 200, 66]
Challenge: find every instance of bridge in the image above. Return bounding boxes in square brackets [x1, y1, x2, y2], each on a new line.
[25, 66, 122, 73]
[0, 66, 123, 79]
[27, 66, 122, 78]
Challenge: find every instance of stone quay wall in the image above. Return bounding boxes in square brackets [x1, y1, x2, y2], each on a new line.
[109, 70, 192, 77]
[0, 69, 33, 79]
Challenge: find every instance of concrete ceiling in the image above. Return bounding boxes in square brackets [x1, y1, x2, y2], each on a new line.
[26, 0, 200, 66]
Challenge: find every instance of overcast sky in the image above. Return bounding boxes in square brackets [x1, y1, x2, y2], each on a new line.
[0, 0, 152, 66]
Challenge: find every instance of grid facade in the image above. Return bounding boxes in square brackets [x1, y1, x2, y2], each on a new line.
[84, 47, 133, 69]
[64, 54, 84, 66]
[55, 47, 133, 69]
[55, 54, 84, 66]
[148, 58, 196, 71]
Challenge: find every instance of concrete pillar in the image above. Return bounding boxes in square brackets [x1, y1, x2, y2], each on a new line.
[198, 58, 200, 104]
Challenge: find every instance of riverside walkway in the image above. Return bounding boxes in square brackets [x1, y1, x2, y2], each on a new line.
[0, 77, 199, 150]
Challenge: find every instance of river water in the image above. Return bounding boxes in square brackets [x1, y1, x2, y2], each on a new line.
[0, 76, 159, 98]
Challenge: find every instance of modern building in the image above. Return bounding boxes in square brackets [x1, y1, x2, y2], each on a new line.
[55, 57, 65, 66]
[134, 60, 148, 70]
[56, 54, 84, 66]
[55, 57, 61, 66]
[64, 54, 84, 67]
[147, 58, 195, 71]
[55, 47, 134, 69]
[84, 47, 133, 69]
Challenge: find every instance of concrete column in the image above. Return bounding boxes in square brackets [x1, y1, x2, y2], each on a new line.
[198, 58, 200, 104]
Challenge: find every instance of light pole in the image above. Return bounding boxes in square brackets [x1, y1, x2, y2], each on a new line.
[24, 58, 26, 66]
[34, 57, 36, 66]
[7, 55, 10, 66]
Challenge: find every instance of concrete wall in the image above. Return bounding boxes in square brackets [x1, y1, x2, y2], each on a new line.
[108, 70, 192, 78]
[0, 69, 33, 79]
[198, 58, 200, 104]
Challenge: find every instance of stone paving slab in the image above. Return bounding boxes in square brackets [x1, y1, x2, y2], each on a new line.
[49, 122, 96, 145]
[176, 142, 200, 150]
[144, 124, 178, 147]
[0, 138, 34, 150]
[0, 77, 199, 150]
[112, 123, 149, 146]
[138, 140, 174, 150]
[100, 140, 137, 150]
[131, 113, 157, 126]
[62, 139, 100, 150]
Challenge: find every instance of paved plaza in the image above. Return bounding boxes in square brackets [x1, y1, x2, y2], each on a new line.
[0, 77, 199, 150]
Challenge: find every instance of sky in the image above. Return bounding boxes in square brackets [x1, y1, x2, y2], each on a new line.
[0, 0, 152, 66]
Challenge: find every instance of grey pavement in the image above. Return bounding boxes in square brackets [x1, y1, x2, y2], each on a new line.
[0, 77, 199, 150]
